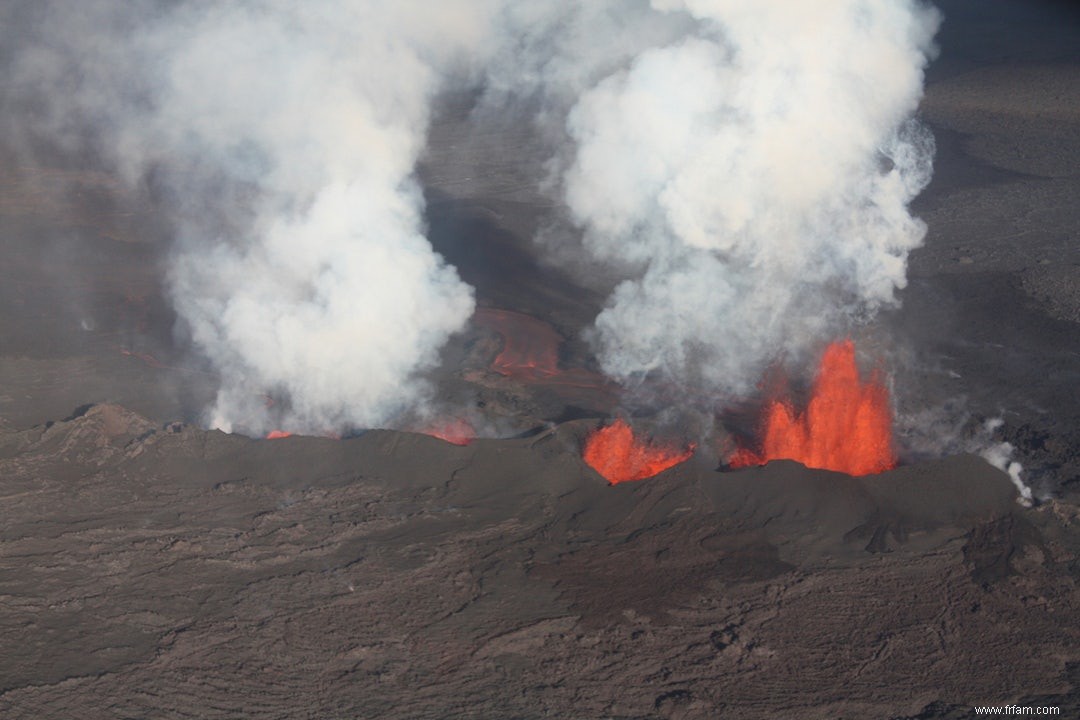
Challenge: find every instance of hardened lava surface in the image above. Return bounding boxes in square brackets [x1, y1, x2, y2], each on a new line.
[0, 405, 1078, 719]
[1, 3, 1079, 718]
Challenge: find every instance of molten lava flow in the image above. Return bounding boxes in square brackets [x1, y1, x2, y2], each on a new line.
[470, 308, 612, 396]
[730, 340, 895, 476]
[265, 430, 292, 439]
[583, 419, 694, 485]
[474, 308, 561, 380]
[421, 418, 475, 446]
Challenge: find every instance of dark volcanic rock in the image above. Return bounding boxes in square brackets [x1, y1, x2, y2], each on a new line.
[1, 406, 1077, 719]
[1, 4, 1078, 717]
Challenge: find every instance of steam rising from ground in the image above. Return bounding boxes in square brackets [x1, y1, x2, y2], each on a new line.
[4, 1, 493, 433]
[556, 0, 940, 400]
[3, 0, 940, 434]
[158, 4, 494, 433]
[899, 405, 1035, 504]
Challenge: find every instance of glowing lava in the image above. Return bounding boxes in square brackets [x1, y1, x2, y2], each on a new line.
[583, 419, 694, 485]
[475, 308, 561, 381]
[421, 418, 475, 446]
[471, 308, 613, 398]
[265, 430, 292, 439]
[730, 340, 895, 476]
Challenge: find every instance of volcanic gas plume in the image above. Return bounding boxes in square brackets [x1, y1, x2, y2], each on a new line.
[543, 1, 940, 407]
[4, 1, 493, 436]
[731, 340, 896, 476]
[5, 1, 941, 442]
[583, 419, 695, 485]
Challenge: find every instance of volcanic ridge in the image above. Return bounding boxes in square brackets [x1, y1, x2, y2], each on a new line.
[1, 403, 1078, 719]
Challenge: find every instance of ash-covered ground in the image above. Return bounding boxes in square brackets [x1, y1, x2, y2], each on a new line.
[1, 1, 1079, 718]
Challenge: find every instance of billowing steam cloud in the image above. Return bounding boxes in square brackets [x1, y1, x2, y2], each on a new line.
[0, 1, 587, 439]
[552, 0, 940, 400]
[4, 0, 940, 434]
[4, 1, 498, 434]
[158, 3, 498, 433]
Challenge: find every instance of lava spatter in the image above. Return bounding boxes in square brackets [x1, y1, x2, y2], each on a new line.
[730, 340, 895, 476]
[583, 419, 694, 484]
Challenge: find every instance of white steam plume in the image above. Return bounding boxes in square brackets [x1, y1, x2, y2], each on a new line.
[6, 0, 942, 435]
[978, 419, 1033, 505]
[897, 404, 1036, 505]
[6, 1, 496, 434]
[553, 0, 940, 399]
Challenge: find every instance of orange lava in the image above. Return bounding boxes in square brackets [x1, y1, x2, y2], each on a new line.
[583, 419, 694, 485]
[471, 308, 612, 395]
[730, 340, 896, 476]
[474, 308, 562, 380]
[421, 418, 475, 446]
[265, 430, 292, 440]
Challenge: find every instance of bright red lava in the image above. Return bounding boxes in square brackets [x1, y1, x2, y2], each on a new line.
[419, 418, 475, 446]
[583, 419, 695, 485]
[729, 340, 896, 476]
[265, 430, 292, 440]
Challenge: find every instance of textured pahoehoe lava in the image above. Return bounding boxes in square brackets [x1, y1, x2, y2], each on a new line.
[731, 340, 896, 476]
[583, 419, 695, 485]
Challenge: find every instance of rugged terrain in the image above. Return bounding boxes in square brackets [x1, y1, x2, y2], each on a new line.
[1, 0, 1079, 717]
[1, 405, 1077, 719]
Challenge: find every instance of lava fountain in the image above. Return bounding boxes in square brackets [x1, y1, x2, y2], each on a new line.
[730, 340, 895, 476]
[584, 419, 695, 485]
